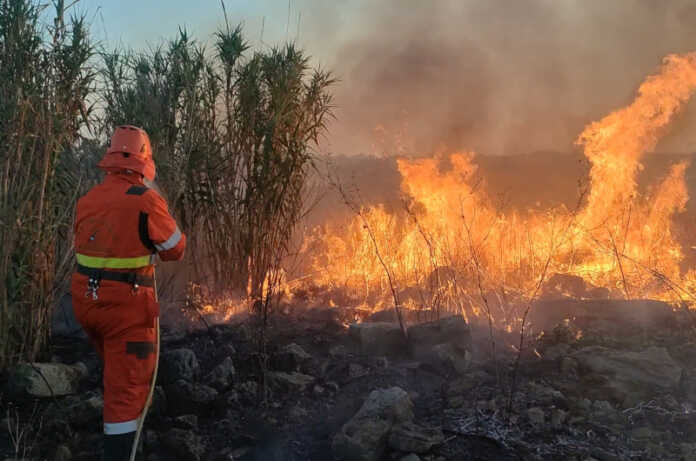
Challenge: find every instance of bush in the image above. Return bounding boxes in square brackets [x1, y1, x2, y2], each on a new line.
[100, 24, 334, 301]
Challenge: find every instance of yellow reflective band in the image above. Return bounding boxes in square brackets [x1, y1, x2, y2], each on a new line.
[76, 253, 152, 269]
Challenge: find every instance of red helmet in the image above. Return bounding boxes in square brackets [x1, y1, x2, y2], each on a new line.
[98, 125, 156, 180]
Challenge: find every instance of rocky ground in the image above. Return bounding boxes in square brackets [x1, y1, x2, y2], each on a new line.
[2, 298, 696, 461]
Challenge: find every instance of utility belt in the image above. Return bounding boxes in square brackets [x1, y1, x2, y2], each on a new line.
[77, 264, 154, 300]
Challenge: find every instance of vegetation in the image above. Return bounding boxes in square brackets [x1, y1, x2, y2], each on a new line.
[100, 23, 334, 302]
[0, 0, 334, 370]
[0, 0, 94, 370]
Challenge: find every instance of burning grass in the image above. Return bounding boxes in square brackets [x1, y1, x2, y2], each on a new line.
[304, 52, 696, 320]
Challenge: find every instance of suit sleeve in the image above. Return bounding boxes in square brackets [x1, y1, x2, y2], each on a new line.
[146, 191, 186, 261]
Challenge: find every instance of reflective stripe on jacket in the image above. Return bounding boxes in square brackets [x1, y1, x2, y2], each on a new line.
[74, 173, 186, 270]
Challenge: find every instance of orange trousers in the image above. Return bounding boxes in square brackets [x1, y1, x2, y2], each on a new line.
[71, 273, 158, 434]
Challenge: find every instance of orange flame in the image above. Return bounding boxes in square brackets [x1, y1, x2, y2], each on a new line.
[307, 53, 696, 313]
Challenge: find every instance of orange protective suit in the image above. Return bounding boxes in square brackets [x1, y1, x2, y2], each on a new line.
[71, 171, 185, 436]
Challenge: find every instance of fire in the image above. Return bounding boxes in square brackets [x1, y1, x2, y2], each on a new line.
[306, 52, 696, 315]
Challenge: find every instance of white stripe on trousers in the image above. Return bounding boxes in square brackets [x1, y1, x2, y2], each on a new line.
[104, 419, 138, 435]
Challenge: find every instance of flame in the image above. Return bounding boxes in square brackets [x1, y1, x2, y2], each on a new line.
[306, 52, 696, 313]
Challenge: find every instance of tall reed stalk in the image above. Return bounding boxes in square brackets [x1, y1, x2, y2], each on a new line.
[100, 24, 334, 303]
[0, 0, 94, 369]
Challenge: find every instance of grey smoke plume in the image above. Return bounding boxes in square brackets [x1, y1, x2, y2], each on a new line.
[285, 0, 696, 156]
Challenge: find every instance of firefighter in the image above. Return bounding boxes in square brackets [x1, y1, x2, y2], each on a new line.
[71, 126, 186, 460]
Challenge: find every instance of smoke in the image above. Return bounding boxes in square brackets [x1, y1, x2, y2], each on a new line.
[287, 0, 696, 156]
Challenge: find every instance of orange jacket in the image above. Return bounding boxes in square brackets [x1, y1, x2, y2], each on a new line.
[74, 172, 185, 272]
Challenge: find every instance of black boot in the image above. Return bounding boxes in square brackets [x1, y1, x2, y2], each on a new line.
[103, 431, 136, 461]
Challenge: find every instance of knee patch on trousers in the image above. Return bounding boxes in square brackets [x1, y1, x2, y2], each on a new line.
[126, 341, 155, 359]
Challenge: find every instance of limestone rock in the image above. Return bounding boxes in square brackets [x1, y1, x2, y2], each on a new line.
[407, 315, 471, 351]
[551, 408, 567, 429]
[166, 379, 218, 415]
[388, 421, 444, 454]
[527, 407, 545, 426]
[400, 455, 421, 461]
[53, 444, 72, 461]
[162, 428, 204, 461]
[408, 316, 472, 373]
[572, 346, 682, 405]
[205, 356, 236, 391]
[349, 322, 406, 356]
[160, 348, 199, 384]
[428, 343, 471, 375]
[63, 393, 103, 427]
[6, 363, 83, 397]
[332, 387, 414, 461]
[173, 414, 198, 429]
[274, 343, 312, 372]
[268, 371, 315, 393]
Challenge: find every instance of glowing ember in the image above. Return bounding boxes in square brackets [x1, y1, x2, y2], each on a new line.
[307, 52, 696, 313]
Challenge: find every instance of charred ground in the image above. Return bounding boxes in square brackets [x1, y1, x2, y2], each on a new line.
[3, 296, 696, 461]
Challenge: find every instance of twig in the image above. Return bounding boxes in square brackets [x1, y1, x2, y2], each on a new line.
[328, 171, 408, 339]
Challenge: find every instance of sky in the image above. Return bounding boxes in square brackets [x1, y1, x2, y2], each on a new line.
[74, 0, 354, 63]
[70, 0, 696, 157]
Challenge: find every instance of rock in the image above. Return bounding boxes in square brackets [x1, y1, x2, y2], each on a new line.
[237, 381, 258, 402]
[330, 345, 350, 358]
[222, 343, 237, 356]
[408, 316, 471, 349]
[268, 372, 315, 393]
[349, 322, 406, 356]
[591, 400, 615, 417]
[332, 387, 414, 461]
[290, 406, 308, 420]
[54, 444, 72, 461]
[349, 363, 368, 379]
[167, 380, 218, 415]
[205, 357, 236, 391]
[371, 356, 389, 369]
[543, 343, 571, 361]
[572, 346, 682, 405]
[174, 414, 198, 429]
[160, 348, 199, 384]
[408, 316, 472, 370]
[560, 356, 579, 376]
[631, 426, 654, 440]
[551, 409, 567, 429]
[542, 273, 595, 299]
[527, 407, 545, 426]
[680, 368, 696, 403]
[400, 455, 421, 461]
[63, 393, 103, 427]
[527, 382, 565, 406]
[680, 443, 696, 461]
[445, 371, 490, 408]
[151, 385, 168, 418]
[428, 343, 471, 375]
[274, 343, 312, 372]
[222, 389, 239, 405]
[475, 399, 497, 412]
[145, 430, 160, 448]
[162, 428, 204, 461]
[208, 447, 238, 461]
[388, 421, 445, 453]
[326, 381, 340, 393]
[6, 363, 83, 397]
